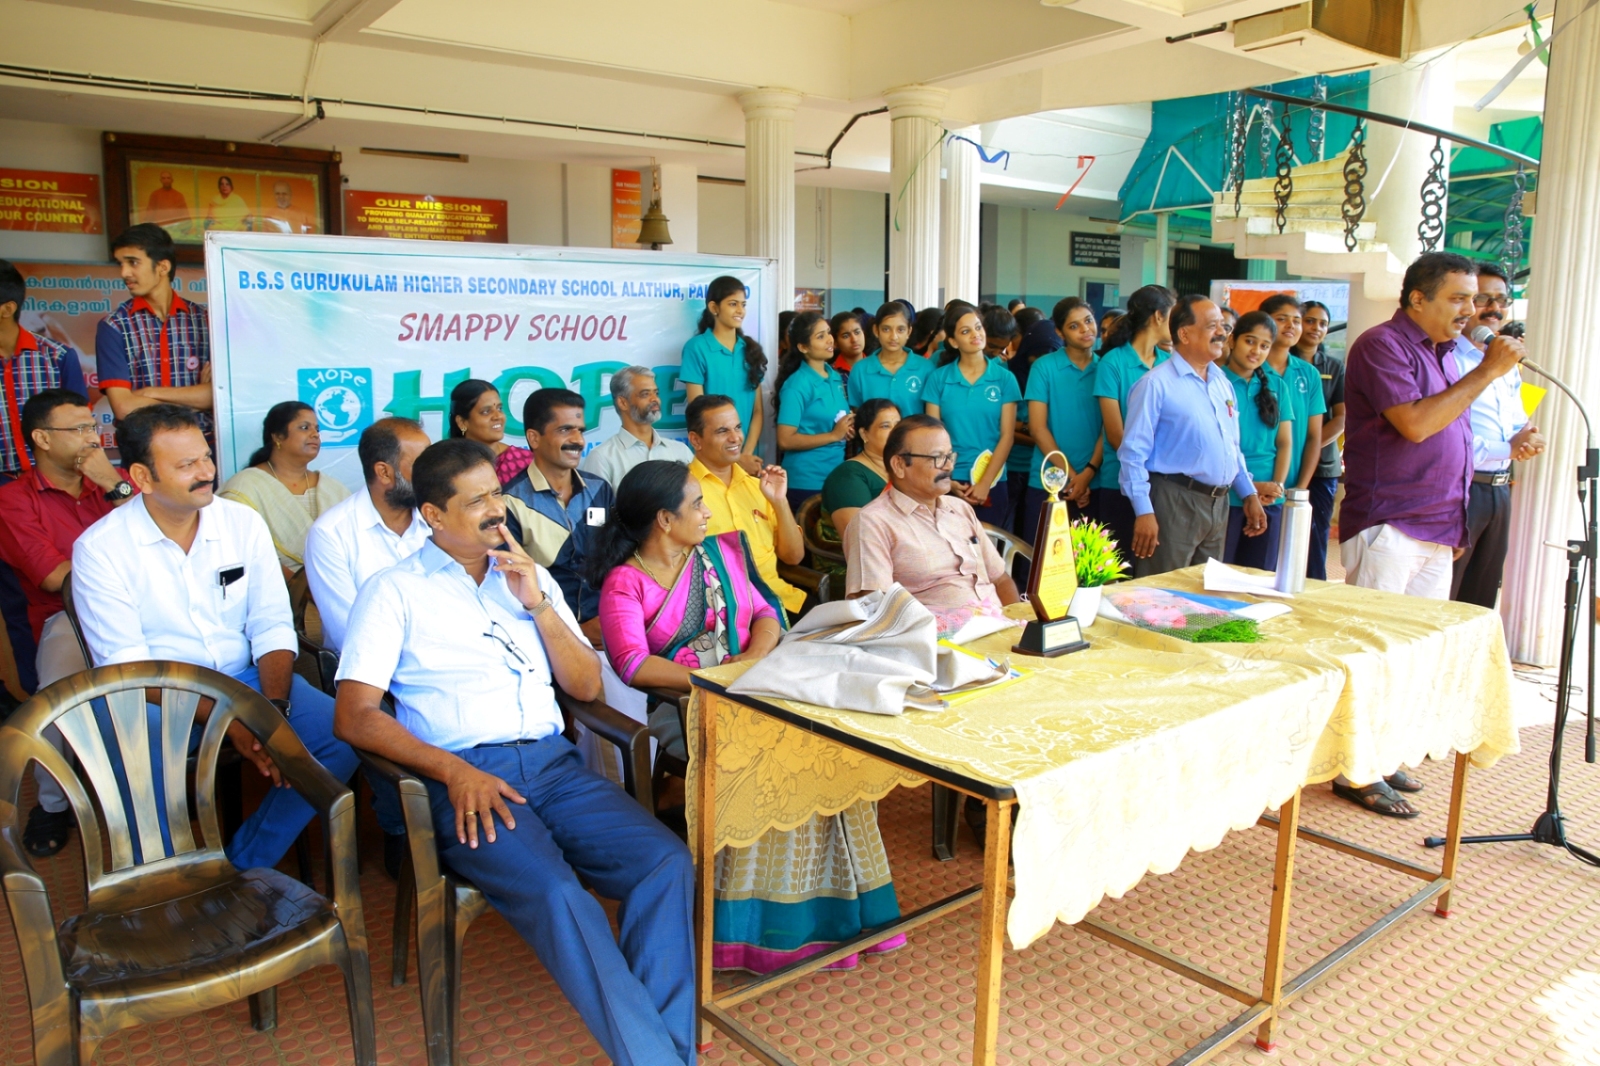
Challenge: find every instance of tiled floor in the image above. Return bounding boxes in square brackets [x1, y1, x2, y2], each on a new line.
[4, 714, 1600, 1066]
[5, 535, 1597, 1066]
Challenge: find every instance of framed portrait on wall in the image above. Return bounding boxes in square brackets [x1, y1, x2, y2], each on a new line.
[102, 132, 341, 263]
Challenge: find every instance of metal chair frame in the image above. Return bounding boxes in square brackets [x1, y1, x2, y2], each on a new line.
[0, 662, 375, 1065]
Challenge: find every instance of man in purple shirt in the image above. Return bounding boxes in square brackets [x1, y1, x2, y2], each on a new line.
[1337, 251, 1524, 818]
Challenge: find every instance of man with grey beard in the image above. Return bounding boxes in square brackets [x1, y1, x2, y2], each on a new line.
[580, 365, 693, 489]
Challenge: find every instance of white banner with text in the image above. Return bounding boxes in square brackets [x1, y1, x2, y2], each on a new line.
[203, 232, 774, 485]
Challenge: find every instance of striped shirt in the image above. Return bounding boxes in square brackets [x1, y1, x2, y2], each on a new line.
[1, 327, 89, 477]
[95, 293, 211, 432]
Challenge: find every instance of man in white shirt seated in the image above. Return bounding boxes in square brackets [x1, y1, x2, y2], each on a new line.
[304, 417, 431, 652]
[332, 439, 695, 1066]
[579, 365, 692, 489]
[304, 416, 431, 875]
[72, 404, 359, 871]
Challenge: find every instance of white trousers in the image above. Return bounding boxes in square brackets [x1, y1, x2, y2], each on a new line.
[1341, 523, 1454, 601]
[33, 611, 88, 813]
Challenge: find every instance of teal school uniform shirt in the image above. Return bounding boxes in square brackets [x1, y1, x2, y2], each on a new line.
[1091, 344, 1169, 491]
[1023, 351, 1103, 489]
[1224, 366, 1289, 507]
[1006, 357, 1035, 479]
[1265, 356, 1328, 485]
[777, 362, 849, 491]
[846, 351, 934, 416]
[680, 330, 758, 434]
[922, 358, 1022, 482]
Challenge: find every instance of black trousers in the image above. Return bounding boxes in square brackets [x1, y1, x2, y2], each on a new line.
[1451, 480, 1512, 608]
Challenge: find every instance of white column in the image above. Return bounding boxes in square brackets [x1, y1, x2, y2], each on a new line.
[1501, 0, 1600, 664]
[886, 85, 948, 310]
[1153, 212, 1170, 288]
[739, 88, 802, 312]
[1364, 52, 1457, 268]
[940, 124, 980, 307]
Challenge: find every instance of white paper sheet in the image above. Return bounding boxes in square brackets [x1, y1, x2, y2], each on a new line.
[1202, 557, 1295, 599]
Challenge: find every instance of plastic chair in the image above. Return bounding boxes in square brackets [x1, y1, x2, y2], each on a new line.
[982, 522, 1034, 571]
[358, 687, 652, 1066]
[0, 661, 376, 1066]
[62, 572, 315, 883]
[288, 571, 339, 699]
[797, 494, 845, 567]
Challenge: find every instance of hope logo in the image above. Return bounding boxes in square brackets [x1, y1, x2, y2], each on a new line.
[984, 384, 1002, 402]
[298, 368, 373, 446]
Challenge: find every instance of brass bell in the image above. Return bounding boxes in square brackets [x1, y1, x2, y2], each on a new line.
[636, 199, 673, 249]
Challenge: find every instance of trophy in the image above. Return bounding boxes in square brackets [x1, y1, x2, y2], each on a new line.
[1013, 451, 1090, 657]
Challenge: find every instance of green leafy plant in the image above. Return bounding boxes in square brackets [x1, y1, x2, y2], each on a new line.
[1070, 519, 1129, 587]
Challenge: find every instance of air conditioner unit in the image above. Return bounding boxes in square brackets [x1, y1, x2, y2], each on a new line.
[1232, 0, 1406, 75]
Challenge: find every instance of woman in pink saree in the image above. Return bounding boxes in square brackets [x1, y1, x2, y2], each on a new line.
[592, 460, 904, 973]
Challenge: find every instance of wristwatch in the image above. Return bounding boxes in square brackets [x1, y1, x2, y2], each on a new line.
[527, 594, 554, 621]
[103, 479, 134, 503]
[269, 698, 292, 719]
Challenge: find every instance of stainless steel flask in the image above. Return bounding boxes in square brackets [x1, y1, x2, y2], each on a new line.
[1275, 488, 1312, 594]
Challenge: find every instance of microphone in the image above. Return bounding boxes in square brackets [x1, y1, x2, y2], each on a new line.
[1470, 325, 1497, 346]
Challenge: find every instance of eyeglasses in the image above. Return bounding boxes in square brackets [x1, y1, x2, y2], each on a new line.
[1473, 294, 1511, 309]
[41, 424, 100, 438]
[900, 451, 957, 469]
[482, 620, 532, 669]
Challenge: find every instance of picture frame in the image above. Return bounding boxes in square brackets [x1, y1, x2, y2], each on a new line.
[101, 132, 342, 264]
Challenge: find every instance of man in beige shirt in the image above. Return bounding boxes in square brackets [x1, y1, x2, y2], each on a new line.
[845, 414, 1020, 635]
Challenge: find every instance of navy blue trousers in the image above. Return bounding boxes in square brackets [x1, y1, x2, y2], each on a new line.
[1224, 504, 1284, 571]
[425, 737, 695, 1066]
[1306, 476, 1339, 581]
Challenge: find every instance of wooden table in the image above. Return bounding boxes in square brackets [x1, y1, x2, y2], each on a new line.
[687, 574, 1516, 1066]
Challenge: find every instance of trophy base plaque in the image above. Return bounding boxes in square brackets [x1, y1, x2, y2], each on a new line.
[1013, 617, 1089, 658]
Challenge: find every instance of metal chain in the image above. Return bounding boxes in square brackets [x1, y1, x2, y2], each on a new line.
[1501, 163, 1527, 282]
[1342, 119, 1368, 253]
[1274, 107, 1294, 235]
[1417, 135, 1448, 252]
[1227, 91, 1248, 217]
[1308, 76, 1327, 162]
[1259, 100, 1275, 175]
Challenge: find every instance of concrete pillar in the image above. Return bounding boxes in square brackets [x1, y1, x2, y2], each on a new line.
[886, 85, 948, 310]
[1119, 234, 1150, 296]
[655, 163, 698, 254]
[940, 125, 981, 307]
[1501, 0, 1600, 664]
[738, 88, 802, 312]
[1365, 52, 1457, 268]
[1153, 212, 1170, 287]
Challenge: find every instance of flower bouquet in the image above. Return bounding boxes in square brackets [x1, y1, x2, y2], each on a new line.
[1099, 586, 1263, 643]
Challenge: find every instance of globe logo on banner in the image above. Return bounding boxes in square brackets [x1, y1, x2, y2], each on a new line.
[298, 368, 373, 446]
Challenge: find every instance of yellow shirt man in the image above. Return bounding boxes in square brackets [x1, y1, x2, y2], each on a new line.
[690, 457, 805, 615]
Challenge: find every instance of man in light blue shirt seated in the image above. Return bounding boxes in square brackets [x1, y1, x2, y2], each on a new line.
[333, 439, 695, 1066]
[1119, 295, 1267, 577]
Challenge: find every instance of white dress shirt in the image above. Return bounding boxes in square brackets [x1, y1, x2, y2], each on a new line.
[335, 539, 584, 751]
[1452, 337, 1528, 472]
[303, 488, 429, 651]
[72, 495, 297, 675]
[579, 428, 693, 490]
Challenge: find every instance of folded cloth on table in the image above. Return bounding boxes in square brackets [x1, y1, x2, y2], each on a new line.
[726, 585, 1009, 714]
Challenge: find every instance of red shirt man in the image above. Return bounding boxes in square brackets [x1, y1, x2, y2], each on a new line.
[0, 387, 134, 857]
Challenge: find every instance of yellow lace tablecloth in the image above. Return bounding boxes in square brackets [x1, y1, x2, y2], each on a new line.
[1119, 567, 1521, 785]
[689, 569, 1519, 951]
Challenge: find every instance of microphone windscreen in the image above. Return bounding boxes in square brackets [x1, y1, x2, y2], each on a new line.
[1470, 325, 1497, 345]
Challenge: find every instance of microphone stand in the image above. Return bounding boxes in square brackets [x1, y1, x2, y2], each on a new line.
[1425, 358, 1600, 866]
